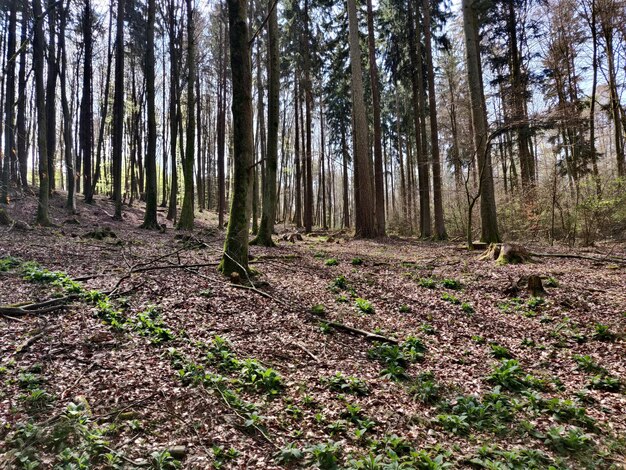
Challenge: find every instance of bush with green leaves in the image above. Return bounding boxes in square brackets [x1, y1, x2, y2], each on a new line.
[490, 343, 512, 359]
[545, 425, 593, 454]
[274, 442, 304, 465]
[323, 372, 369, 396]
[304, 440, 342, 469]
[135, 307, 175, 344]
[573, 354, 605, 373]
[469, 445, 553, 469]
[324, 258, 339, 266]
[211, 446, 239, 469]
[461, 302, 475, 314]
[418, 277, 437, 289]
[436, 387, 518, 436]
[351, 257, 364, 265]
[0, 255, 21, 272]
[589, 373, 621, 392]
[311, 304, 326, 315]
[487, 359, 545, 392]
[545, 276, 559, 287]
[355, 297, 374, 314]
[368, 337, 426, 380]
[441, 292, 460, 305]
[592, 323, 615, 341]
[409, 372, 441, 404]
[441, 278, 462, 290]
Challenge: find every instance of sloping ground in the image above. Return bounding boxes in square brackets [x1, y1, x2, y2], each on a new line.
[1, 194, 625, 469]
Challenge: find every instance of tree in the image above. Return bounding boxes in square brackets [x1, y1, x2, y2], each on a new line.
[1, 0, 17, 204]
[253, 0, 280, 246]
[220, 0, 254, 276]
[462, 0, 500, 242]
[178, 0, 196, 229]
[142, 0, 159, 229]
[81, 0, 94, 202]
[33, 0, 50, 225]
[422, 0, 447, 239]
[59, 0, 76, 212]
[16, 0, 28, 189]
[45, 2, 58, 193]
[112, 0, 125, 219]
[347, 0, 377, 238]
[365, 0, 385, 235]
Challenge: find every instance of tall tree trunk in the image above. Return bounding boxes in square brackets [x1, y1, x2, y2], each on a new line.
[303, 0, 314, 233]
[166, 0, 179, 222]
[462, 0, 500, 242]
[365, 0, 385, 235]
[59, 1, 76, 212]
[92, 0, 113, 197]
[33, 0, 50, 225]
[293, 76, 302, 227]
[1, 0, 17, 204]
[16, 1, 28, 189]
[142, 0, 159, 229]
[220, 0, 254, 276]
[254, 0, 279, 246]
[196, 71, 204, 212]
[178, 0, 196, 229]
[422, 0, 447, 239]
[507, 0, 533, 190]
[112, 0, 125, 219]
[341, 124, 350, 228]
[81, 0, 94, 202]
[347, 0, 377, 238]
[46, 3, 58, 193]
[217, 14, 227, 227]
[408, 1, 431, 238]
[587, 0, 601, 195]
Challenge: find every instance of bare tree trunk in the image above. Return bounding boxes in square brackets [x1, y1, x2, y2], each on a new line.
[220, 0, 254, 276]
[112, 0, 125, 219]
[347, 0, 377, 238]
[422, 0, 446, 239]
[366, 0, 385, 235]
[178, 0, 196, 229]
[46, 2, 58, 193]
[33, 0, 50, 225]
[81, 0, 94, 202]
[1, 0, 17, 203]
[59, 1, 76, 212]
[254, 0, 279, 246]
[16, 1, 28, 189]
[142, 0, 159, 229]
[462, 0, 500, 242]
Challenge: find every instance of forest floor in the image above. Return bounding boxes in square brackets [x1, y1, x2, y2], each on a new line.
[1, 193, 625, 469]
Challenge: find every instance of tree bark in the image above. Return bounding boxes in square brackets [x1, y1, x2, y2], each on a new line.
[142, 0, 159, 229]
[81, 0, 94, 202]
[112, 0, 125, 219]
[1, 0, 17, 203]
[33, 0, 50, 225]
[462, 0, 500, 242]
[254, 0, 279, 246]
[220, 0, 254, 276]
[422, 0, 447, 239]
[178, 0, 196, 230]
[365, 0, 385, 235]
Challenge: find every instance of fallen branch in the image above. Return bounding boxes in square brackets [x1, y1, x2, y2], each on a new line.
[530, 251, 626, 264]
[291, 341, 320, 362]
[0, 295, 78, 317]
[321, 319, 399, 344]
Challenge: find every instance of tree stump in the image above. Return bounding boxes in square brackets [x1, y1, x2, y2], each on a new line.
[527, 275, 546, 297]
[496, 243, 530, 265]
[479, 243, 501, 261]
[0, 209, 13, 226]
